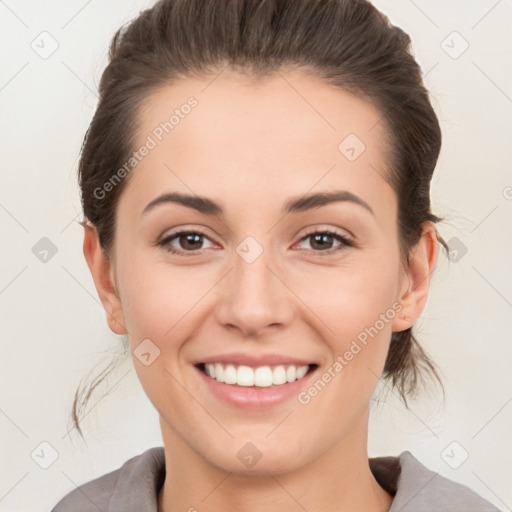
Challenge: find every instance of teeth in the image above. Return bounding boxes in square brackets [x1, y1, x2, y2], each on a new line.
[214, 363, 224, 382]
[203, 363, 311, 386]
[296, 365, 308, 379]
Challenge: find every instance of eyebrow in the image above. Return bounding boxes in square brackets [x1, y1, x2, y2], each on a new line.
[141, 189, 375, 218]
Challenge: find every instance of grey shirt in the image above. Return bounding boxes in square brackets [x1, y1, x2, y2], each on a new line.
[51, 447, 501, 511]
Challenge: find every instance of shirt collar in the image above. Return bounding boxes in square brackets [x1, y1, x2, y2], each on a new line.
[107, 447, 499, 512]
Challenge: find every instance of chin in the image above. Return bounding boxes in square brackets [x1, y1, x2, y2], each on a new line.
[200, 433, 310, 476]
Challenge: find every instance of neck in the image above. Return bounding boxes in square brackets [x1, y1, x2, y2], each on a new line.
[157, 412, 394, 512]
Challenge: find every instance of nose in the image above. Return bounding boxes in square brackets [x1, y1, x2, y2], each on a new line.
[215, 240, 294, 338]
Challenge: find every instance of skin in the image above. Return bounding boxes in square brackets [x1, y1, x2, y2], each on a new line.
[83, 68, 438, 512]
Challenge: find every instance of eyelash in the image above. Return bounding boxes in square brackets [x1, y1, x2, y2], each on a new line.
[156, 228, 355, 257]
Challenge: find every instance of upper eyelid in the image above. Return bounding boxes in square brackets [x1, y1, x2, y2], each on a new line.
[160, 227, 215, 243]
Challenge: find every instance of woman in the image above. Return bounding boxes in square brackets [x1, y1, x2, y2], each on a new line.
[52, 0, 501, 510]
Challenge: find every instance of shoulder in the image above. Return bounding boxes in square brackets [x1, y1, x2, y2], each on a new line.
[51, 446, 165, 512]
[387, 450, 502, 512]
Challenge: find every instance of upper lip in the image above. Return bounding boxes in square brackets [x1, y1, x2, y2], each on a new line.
[195, 353, 318, 368]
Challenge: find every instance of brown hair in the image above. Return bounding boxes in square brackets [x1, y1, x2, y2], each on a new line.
[72, 0, 448, 438]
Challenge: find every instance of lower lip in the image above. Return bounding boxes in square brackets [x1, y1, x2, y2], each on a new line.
[194, 365, 318, 409]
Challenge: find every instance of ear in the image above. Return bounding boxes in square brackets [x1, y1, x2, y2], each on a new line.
[82, 221, 127, 335]
[391, 221, 439, 332]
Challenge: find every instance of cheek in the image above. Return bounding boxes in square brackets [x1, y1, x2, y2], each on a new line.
[116, 254, 209, 410]
[293, 257, 400, 343]
[119, 240, 400, 351]
[116, 246, 210, 340]
[290, 255, 400, 405]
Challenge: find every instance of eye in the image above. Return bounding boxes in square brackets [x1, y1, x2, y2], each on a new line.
[156, 228, 355, 257]
[294, 229, 354, 256]
[157, 230, 215, 255]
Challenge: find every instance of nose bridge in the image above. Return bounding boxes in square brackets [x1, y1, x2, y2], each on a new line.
[216, 234, 292, 334]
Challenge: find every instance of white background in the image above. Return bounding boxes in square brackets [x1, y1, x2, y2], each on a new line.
[1, 1, 511, 511]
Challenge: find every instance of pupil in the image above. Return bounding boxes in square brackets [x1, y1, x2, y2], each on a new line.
[182, 233, 202, 250]
[312, 233, 332, 250]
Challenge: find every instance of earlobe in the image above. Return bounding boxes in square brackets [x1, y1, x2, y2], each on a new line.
[82, 221, 127, 335]
[391, 222, 439, 333]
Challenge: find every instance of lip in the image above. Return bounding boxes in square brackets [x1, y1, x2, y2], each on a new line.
[195, 352, 317, 368]
[194, 362, 319, 409]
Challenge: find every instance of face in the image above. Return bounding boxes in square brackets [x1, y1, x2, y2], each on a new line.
[85, 68, 436, 475]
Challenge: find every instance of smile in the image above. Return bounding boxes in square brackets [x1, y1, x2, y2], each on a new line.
[197, 363, 318, 387]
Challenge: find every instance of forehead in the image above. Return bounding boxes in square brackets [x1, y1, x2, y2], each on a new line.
[137, 67, 388, 155]
[122, 68, 395, 222]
